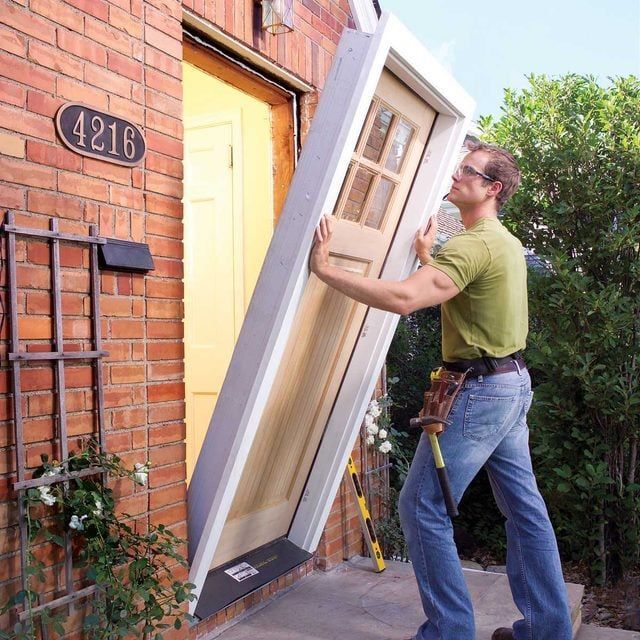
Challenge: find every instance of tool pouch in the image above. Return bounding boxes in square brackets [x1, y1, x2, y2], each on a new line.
[409, 368, 468, 434]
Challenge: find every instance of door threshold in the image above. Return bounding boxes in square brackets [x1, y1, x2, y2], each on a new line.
[194, 537, 313, 621]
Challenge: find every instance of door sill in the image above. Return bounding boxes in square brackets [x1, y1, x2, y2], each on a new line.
[194, 537, 313, 620]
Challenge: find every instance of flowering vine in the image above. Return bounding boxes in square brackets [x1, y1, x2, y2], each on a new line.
[364, 377, 399, 454]
[0, 442, 195, 640]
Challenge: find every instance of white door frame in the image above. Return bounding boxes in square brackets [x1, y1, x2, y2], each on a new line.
[187, 12, 475, 608]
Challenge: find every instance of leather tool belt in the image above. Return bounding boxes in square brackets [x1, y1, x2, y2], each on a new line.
[410, 368, 469, 434]
[443, 352, 525, 378]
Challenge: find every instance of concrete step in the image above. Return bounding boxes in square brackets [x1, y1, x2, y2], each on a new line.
[576, 624, 640, 639]
[207, 556, 587, 639]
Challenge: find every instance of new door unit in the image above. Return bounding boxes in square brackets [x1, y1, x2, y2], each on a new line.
[188, 12, 475, 608]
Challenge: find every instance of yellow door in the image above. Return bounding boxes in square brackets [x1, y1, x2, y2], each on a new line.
[212, 69, 436, 568]
[183, 63, 274, 482]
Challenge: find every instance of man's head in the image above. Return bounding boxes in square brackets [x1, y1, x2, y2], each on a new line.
[448, 142, 521, 212]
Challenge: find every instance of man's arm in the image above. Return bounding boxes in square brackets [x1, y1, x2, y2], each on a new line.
[309, 216, 459, 315]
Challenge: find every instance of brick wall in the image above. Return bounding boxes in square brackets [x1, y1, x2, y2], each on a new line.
[0, 0, 378, 635]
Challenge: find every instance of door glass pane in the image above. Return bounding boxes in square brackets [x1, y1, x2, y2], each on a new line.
[355, 101, 376, 154]
[385, 119, 415, 173]
[362, 104, 393, 163]
[365, 178, 395, 229]
[341, 166, 375, 223]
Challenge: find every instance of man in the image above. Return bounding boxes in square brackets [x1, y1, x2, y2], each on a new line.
[310, 141, 572, 640]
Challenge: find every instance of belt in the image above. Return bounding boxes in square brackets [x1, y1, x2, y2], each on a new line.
[443, 352, 526, 378]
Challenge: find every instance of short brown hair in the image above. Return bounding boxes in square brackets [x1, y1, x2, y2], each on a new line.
[466, 140, 521, 208]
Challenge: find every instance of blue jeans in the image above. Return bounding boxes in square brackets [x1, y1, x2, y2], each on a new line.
[398, 367, 572, 640]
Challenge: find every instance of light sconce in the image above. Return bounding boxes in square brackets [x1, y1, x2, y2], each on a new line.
[259, 0, 294, 34]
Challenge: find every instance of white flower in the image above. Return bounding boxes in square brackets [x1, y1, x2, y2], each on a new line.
[43, 465, 63, 477]
[378, 441, 392, 454]
[134, 462, 149, 485]
[38, 486, 57, 506]
[378, 429, 388, 440]
[368, 401, 381, 418]
[366, 423, 379, 436]
[92, 499, 103, 517]
[69, 515, 88, 531]
[366, 434, 375, 446]
[364, 413, 375, 427]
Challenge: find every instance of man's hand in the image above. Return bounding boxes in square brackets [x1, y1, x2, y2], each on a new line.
[310, 214, 333, 276]
[414, 217, 438, 265]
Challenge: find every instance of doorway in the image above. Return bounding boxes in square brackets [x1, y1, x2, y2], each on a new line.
[183, 40, 295, 483]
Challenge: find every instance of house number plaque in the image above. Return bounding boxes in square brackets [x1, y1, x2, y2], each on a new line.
[55, 102, 146, 166]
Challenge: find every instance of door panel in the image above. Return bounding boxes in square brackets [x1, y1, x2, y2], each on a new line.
[211, 69, 436, 568]
[184, 119, 237, 481]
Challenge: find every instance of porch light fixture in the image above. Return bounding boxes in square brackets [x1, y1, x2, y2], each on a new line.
[260, 0, 294, 34]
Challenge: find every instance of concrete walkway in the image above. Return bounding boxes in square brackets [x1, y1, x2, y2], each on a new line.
[208, 557, 639, 640]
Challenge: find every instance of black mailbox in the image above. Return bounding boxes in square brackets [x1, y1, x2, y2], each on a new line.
[98, 238, 154, 273]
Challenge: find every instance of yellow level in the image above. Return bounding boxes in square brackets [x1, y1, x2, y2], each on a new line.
[346, 456, 386, 572]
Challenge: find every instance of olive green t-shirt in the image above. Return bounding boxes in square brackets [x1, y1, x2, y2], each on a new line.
[430, 216, 528, 361]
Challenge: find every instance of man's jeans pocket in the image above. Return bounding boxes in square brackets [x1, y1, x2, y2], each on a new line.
[463, 393, 519, 441]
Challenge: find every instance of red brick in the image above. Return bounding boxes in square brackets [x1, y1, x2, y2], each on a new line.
[147, 361, 182, 381]
[145, 130, 181, 159]
[110, 363, 144, 384]
[26, 140, 81, 172]
[146, 278, 182, 299]
[26, 291, 51, 315]
[56, 76, 109, 110]
[144, 192, 182, 218]
[145, 171, 182, 199]
[103, 341, 130, 361]
[28, 40, 83, 81]
[144, 4, 180, 38]
[149, 422, 185, 446]
[147, 402, 184, 424]
[84, 17, 133, 56]
[64, 0, 108, 21]
[145, 67, 181, 99]
[107, 50, 142, 82]
[28, 191, 84, 220]
[106, 430, 132, 452]
[0, 24, 26, 56]
[152, 257, 182, 279]
[26, 90, 63, 118]
[0, 156, 55, 189]
[58, 172, 109, 201]
[107, 94, 144, 125]
[0, 184, 25, 209]
[109, 185, 143, 210]
[144, 152, 182, 181]
[147, 461, 184, 488]
[62, 317, 91, 338]
[144, 46, 181, 77]
[0, 104, 55, 142]
[60, 270, 90, 293]
[101, 297, 131, 317]
[57, 29, 107, 67]
[30, 0, 83, 33]
[149, 482, 186, 510]
[146, 320, 182, 339]
[21, 367, 54, 391]
[0, 78, 26, 107]
[110, 319, 144, 338]
[104, 387, 133, 408]
[146, 341, 183, 360]
[147, 237, 181, 259]
[145, 24, 181, 59]
[65, 366, 93, 387]
[108, 5, 142, 38]
[0, 0, 56, 43]
[147, 382, 184, 403]
[111, 406, 146, 429]
[145, 109, 182, 139]
[0, 53, 56, 93]
[83, 158, 131, 186]
[84, 63, 132, 99]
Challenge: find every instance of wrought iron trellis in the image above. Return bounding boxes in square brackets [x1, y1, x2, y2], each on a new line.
[3, 211, 108, 628]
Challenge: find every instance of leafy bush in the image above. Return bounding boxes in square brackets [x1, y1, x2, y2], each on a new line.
[480, 75, 640, 584]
